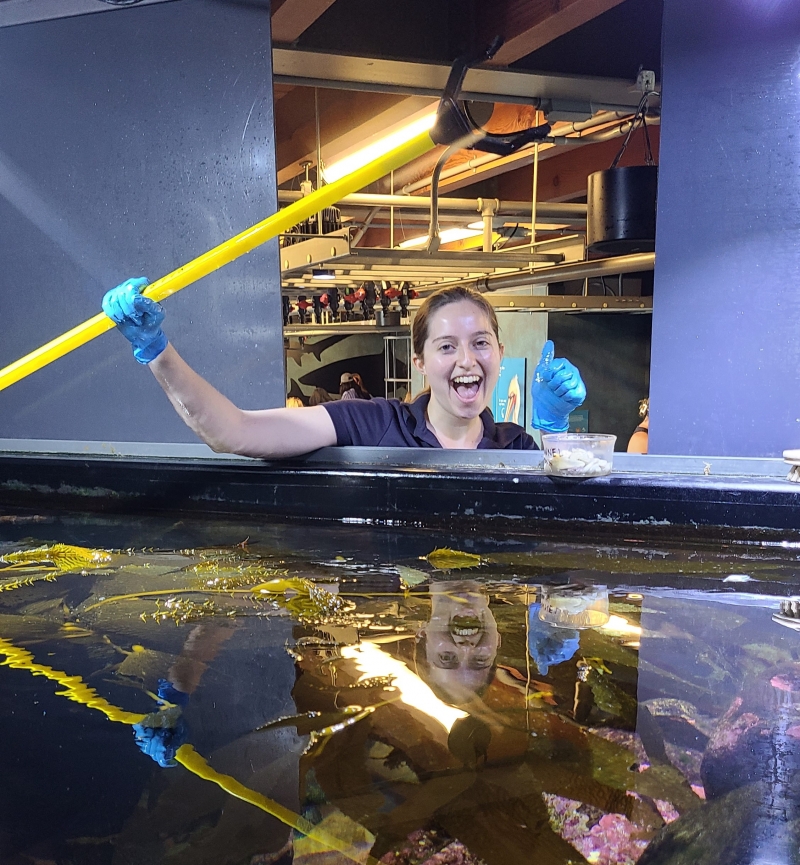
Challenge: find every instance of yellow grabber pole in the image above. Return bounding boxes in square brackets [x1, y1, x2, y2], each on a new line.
[0, 129, 437, 394]
[0, 635, 378, 864]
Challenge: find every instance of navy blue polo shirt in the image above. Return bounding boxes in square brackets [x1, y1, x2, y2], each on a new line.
[323, 392, 536, 450]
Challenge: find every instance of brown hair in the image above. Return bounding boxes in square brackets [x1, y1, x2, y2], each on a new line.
[412, 286, 499, 358]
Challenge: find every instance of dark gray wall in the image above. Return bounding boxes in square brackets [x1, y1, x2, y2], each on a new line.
[649, 0, 800, 456]
[548, 313, 652, 448]
[0, 0, 284, 445]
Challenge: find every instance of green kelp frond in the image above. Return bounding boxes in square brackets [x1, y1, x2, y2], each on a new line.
[252, 577, 354, 624]
[0, 543, 116, 573]
[140, 596, 238, 625]
[396, 565, 428, 589]
[424, 548, 482, 571]
[255, 704, 378, 755]
[0, 573, 59, 593]
[193, 561, 291, 594]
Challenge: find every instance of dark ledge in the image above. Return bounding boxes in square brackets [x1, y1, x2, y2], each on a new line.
[0, 445, 798, 543]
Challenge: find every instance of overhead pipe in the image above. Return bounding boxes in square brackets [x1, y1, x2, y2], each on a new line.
[351, 206, 380, 246]
[276, 190, 586, 222]
[401, 114, 661, 195]
[414, 252, 655, 296]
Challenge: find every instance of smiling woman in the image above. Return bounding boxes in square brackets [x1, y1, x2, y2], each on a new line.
[101, 280, 585, 455]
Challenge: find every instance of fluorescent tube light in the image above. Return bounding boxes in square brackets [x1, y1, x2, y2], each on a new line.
[398, 227, 482, 249]
[323, 111, 437, 183]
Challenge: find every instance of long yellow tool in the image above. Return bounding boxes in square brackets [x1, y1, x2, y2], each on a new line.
[0, 634, 377, 864]
[0, 130, 436, 393]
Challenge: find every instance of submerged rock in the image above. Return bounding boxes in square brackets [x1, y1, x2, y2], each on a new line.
[640, 663, 800, 864]
[701, 664, 800, 800]
[637, 782, 800, 865]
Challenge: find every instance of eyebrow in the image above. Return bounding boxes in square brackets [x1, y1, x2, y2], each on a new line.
[432, 330, 493, 342]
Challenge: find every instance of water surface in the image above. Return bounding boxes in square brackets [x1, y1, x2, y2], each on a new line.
[2, 513, 800, 865]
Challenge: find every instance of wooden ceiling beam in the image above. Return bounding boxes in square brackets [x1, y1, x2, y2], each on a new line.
[480, 0, 628, 66]
[271, 0, 338, 44]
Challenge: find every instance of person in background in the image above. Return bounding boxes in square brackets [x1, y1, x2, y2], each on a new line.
[339, 373, 369, 401]
[627, 397, 649, 453]
[308, 387, 334, 406]
[351, 372, 371, 399]
[286, 396, 304, 408]
[102, 280, 586, 456]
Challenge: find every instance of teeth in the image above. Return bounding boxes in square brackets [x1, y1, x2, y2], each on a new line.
[781, 599, 800, 619]
[452, 375, 481, 384]
[453, 626, 479, 636]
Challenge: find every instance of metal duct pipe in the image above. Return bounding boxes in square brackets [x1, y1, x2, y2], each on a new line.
[414, 252, 655, 296]
[548, 116, 661, 147]
[402, 115, 661, 194]
[276, 190, 586, 221]
[351, 206, 380, 246]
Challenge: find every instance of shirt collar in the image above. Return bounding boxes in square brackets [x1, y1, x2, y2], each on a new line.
[406, 392, 498, 448]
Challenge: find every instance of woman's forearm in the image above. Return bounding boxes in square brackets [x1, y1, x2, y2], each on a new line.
[148, 344, 247, 452]
[147, 344, 336, 458]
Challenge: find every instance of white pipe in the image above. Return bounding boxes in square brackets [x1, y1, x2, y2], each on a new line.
[276, 190, 587, 221]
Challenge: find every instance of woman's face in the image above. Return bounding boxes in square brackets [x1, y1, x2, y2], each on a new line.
[413, 300, 503, 420]
[421, 581, 500, 700]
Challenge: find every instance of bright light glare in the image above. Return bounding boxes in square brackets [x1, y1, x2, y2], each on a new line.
[398, 227, 482, 249]
[323, 111, 437, 183]
[340, 642, 468, 732]
[597, 614, 642, 638]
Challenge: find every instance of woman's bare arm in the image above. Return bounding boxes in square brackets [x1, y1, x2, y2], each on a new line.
[148, 344, 337, 458]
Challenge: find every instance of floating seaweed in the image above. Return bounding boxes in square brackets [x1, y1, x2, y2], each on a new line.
[0, 543, 115, 572]
[252, 577, 353, 624]
[139, 596, 237, 625]
[255, 704, 377, 755]
[423, 548, 482, 571]
[0, 572, 59, 593]
[395, 565, 428, 589]
[193, 561, 291, 594]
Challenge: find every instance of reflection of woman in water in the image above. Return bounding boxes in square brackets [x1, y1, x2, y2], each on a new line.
[416, 580, 501, 704]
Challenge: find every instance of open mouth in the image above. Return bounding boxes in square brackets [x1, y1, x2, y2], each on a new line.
[449, 614, 483, 638]
[450, 374, 483, 403]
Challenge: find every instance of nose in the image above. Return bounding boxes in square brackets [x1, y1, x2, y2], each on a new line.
[456, 342, 477, 369]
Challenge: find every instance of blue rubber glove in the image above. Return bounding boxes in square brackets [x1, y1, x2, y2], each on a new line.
[133, 712, 188, 767]
[132, 680, 189, 768]
[527, 603, 580, 675]
[102, 277, 167, 364]
[531, 340, 586, 433]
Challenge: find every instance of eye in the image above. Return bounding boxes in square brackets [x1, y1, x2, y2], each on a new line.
[438, 342, 455, 352]
[474, 339, 491, 349]
[437, 652, 459, 668]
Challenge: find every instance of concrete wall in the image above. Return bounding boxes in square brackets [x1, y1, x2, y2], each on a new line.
[0, 0, 284, 447]
[649, 0, 800, 456]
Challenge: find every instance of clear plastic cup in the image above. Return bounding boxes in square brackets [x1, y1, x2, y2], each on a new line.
[539, 587, 610, 629]
[541, 433, 616, 478]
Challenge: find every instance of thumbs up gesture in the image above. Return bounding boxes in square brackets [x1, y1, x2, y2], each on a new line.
[531, 340, 586, 432]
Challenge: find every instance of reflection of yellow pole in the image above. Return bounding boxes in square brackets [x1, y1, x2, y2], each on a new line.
[0, 635, 374, 864]
[0, 636, 146, 724]
[0, 130, 436, 393]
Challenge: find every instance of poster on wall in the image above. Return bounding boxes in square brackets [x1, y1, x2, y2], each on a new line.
[491, 357, 526, 425]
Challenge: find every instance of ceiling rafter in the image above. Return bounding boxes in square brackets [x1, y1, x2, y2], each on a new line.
[480, 0, 628, 66]
[271, 0, 339, 44]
